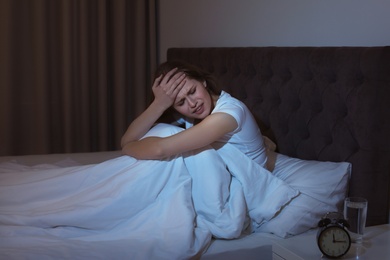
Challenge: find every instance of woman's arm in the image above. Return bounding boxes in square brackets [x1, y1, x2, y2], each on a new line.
[120, 69, 186, 147]
[122, 112, 238, 160]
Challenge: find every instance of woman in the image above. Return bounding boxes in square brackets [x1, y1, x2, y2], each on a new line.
[121, 61, 268, 167]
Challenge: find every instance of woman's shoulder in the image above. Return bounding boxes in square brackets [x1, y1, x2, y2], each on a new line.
[215, 91, 247, 111]
[213, 91, 247, 125]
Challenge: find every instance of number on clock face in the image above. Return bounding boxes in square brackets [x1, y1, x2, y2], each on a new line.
[318, 226, 350, 257]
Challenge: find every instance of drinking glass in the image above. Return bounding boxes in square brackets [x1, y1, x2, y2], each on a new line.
[343, 197, 368, 244]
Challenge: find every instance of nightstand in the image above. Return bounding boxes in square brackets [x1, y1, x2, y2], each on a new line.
[272, 224, 390, 259]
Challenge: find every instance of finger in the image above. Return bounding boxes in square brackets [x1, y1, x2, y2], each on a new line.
[178, 77, 187, 89]
[160, 68, 178, 85]
[172, 78, 186, 95]
[169, 71, 186, 85]
[161, 74, 185, 95]
[164, 73, 186, 94]
[152, 74, 163, 88]
[162, 70, 186, 88]
[167, 73, 186, 91]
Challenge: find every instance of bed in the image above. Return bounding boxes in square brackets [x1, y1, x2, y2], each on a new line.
[1, 46, 389, 259]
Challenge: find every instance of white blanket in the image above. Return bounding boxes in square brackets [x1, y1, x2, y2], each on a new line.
[0, 127, 298, 259]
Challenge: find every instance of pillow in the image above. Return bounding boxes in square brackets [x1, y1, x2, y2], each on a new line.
[253, 152, 351, 238]
[141, 123, 184, 138]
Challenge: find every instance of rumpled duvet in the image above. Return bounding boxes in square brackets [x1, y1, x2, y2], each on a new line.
[0, 124, 299, 260]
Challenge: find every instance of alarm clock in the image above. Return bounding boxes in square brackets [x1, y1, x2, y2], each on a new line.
[317, 212, 351, 258]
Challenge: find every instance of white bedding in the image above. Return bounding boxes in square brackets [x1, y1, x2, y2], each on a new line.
[0, 123, 351, 259]
[0, 125, 299, 260]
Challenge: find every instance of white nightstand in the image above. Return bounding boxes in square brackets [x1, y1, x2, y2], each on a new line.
[272, 224, 390, 259]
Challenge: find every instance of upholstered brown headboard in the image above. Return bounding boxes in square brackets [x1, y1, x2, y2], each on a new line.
[167, 47, 390, 226]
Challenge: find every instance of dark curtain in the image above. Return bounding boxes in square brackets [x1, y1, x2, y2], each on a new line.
[0, 0, 158, 156]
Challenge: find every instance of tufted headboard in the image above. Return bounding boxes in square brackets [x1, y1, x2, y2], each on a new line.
[167, 47, 390, 227]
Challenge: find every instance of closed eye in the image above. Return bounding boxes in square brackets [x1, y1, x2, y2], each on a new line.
[176, 99, 185, 106]
[175, 86, 196, 107]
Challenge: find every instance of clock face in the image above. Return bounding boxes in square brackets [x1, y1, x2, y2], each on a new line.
[318, 226, 351, 258]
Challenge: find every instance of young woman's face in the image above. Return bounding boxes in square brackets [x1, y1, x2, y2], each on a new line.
[172, 77, 215, 120]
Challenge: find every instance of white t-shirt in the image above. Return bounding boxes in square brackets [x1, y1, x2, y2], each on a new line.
[180, 91, 267, 166]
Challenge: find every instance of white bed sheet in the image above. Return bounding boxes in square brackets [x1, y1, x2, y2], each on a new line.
[0, 150, 123, 167]
[0, 144, 296, 260]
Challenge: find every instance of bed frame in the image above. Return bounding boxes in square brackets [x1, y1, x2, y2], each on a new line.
[167, 46, 390, 227]
[1, 46, 389, 259]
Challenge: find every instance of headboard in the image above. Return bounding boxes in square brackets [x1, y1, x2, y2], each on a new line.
[167, 47, 390, 226]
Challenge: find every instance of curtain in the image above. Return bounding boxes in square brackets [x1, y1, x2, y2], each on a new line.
[0, 0, 158, 156]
